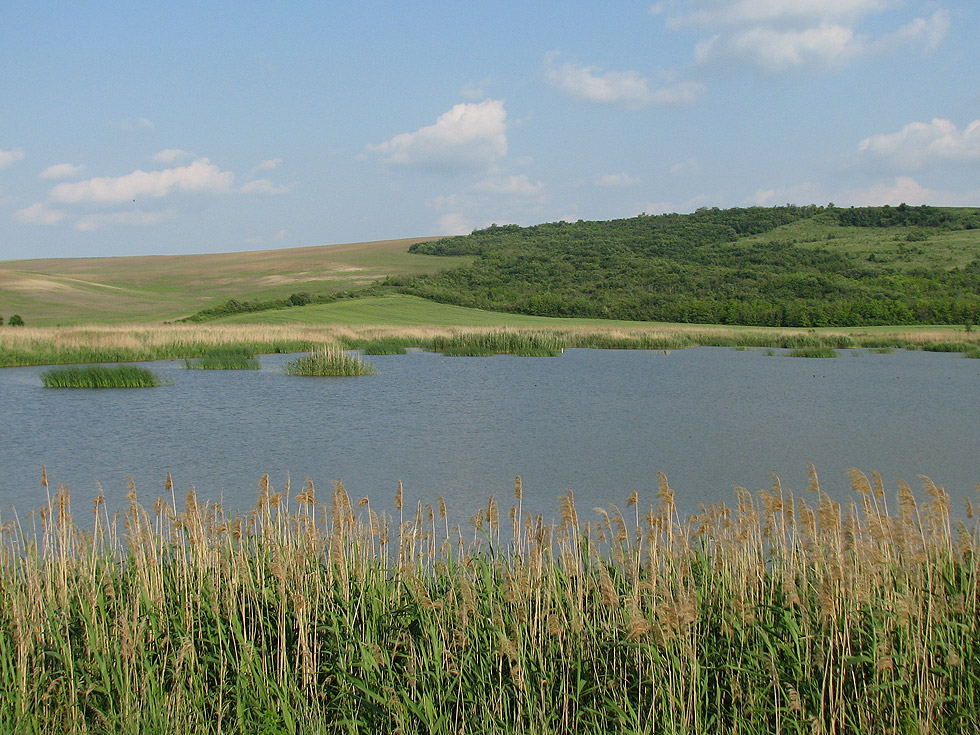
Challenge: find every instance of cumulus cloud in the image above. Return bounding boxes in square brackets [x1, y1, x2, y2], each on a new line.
[0, 148, 25, 169]
[256, 157, 282, 171]
[544, 53, 705, 108]
[40, 163, 85, 180]
[112, 117, 155, 132]
[367, 99, 508, 172]
[241, 178, 290, 195]
[472, 174, 547, 201]
[75, 209, 177, 231]
[657, 0, 947, 73]
[50, 158, 235, 203]
[13, 202, 66, 225]
[749, 182, 827, 206]
[152, 149, 194, 164]
[839, 176, 980, 207]
[598, 173, 641, 187]
[462, 78, 491, 100]
[858, 118, 980, 170]
[670, 158, 698, 175]
[439, 212, 473, 235]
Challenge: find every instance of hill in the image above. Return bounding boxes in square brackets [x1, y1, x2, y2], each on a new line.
[0, 237, 468, 325]
[401, 205, 980, 327]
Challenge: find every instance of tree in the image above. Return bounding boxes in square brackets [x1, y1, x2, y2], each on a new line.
[8, 315, 24, 326]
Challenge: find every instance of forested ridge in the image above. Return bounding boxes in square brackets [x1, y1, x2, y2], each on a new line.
[397, 205, 980, 327]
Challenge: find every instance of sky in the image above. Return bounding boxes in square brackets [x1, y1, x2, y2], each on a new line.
[1, 1, 979, 261]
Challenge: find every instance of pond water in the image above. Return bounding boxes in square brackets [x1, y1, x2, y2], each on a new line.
[1, 347, 978, 524]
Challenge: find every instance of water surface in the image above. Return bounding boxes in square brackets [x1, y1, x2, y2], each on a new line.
[1, 348, 977, 522]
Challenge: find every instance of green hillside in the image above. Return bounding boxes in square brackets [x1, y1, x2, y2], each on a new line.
[400, 205, 980, 327]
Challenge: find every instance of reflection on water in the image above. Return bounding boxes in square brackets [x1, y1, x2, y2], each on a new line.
[1, 347, 978, 522]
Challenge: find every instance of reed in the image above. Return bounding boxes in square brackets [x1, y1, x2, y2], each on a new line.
[185, 346, 261, 370]
[40, 364, 163, 388]
[787, 346, 838, 358]
[0, 470, 976, 734]
[283, 344, 375, 376]
[431, 330, 566, 356]
[4, 323, 980, 369]
[357, 338, 411, 355]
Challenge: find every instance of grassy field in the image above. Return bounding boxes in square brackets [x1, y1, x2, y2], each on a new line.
[0, 473, 975, 733]
[0, 237, 471, 325]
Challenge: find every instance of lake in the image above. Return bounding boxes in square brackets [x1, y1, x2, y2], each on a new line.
[1, 347, 978, 524]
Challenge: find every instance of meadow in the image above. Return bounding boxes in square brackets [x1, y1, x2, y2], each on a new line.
[0, 470, 975, 734]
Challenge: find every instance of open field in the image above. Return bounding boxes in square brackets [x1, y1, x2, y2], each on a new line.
[0, 236, 471, 325]
[0, 473, 976, 733]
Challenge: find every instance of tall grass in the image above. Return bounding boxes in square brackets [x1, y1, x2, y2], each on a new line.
[283, 344, 375, 376]
[40, 365, 163, 388]
[788, 346, 838, 358]
[185, 346, 261, 370]
[431, 330, 566, 356]
[0, 469, 976, 734]
[4, 323, 980, 368]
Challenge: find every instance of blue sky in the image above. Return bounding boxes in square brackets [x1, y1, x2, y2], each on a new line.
[2, 1, 978, 260]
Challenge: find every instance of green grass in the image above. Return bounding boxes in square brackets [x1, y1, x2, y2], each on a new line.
[356, 338, 411, 355]
[430, 330, 566, 356]
[0, 473, 976, 733]
[184, 345, 261, 369]
[40, 364, 163, 388]
[787, 346, 839, 358]
[283, 344, 375, 376]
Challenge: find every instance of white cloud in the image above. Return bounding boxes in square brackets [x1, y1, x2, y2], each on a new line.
[75, 209, 177, 231]
[658, 0, 947, 73]
[153, 149, 194, 164]
[544, 53, 705, 108]
[439, 212, 473, 235]
[40, 163, 85, 180]
[876, 10, 950, 54]
[749, 182, 826, 206]
[256, 157, 282, 171]
[51, 158, 235, 203]
[858, 118, 980, 170]
[839, 176, 980, 207]
[366, 99, 508, 172]
[241, 178, 290, 195]
[472, 174, 546, 200]
[0, 148, 25, 169]
[462, 78, 491, 100]
[112, 117, 155, 132]
[598, 173, 641, 187]
[670, 157, 698, 175]
[698, 23, 863, 71]
[13, 202, 66, 225]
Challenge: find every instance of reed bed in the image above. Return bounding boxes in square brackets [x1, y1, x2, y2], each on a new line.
[788, 347, 838, 358]
[283, 344, 375, 376]
[431, 330, 566, 356]
[355, 338, 411, 355]
[3, 323, 980, 368]
[0, 470, 976, 734]
[185, 346, 261, 370]
[39, 365, 163, 388]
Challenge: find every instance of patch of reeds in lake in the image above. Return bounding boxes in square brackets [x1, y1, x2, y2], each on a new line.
[40, 364, 163, 388]
[283, 344, 375, 376]
[432, 329, 566, 356]
[0, 468, 976, 734]
[787, 346, 838, 358]
[184, 346, 260, 370]
[357, 338, 410, 355]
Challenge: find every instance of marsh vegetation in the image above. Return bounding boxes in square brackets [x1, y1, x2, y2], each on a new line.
[39, 364, 163, 389]
[0, 471, 976, 733]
